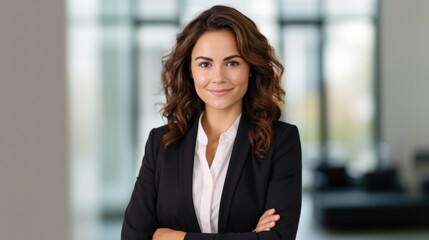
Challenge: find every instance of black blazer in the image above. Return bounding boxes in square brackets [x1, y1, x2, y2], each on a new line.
[122, 115, 302, 240]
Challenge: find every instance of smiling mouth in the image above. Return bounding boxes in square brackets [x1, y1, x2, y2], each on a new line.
[208, 88, 232, 96]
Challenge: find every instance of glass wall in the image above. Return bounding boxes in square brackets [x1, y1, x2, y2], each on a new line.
[68, 0, 378, 239]
[68, 1, 135, 239]
[280, 0, 378, 184]
[282, 25, 321, 186]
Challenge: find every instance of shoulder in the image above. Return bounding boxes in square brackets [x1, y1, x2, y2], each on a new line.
[267, 121, 301, 165]
[151, 124, 169, 137]
[273, 121, 299, 135]
[272, 121, 301, 146]
[144, 124, 168, 149]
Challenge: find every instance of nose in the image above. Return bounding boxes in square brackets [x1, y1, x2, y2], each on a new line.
[211, 65, 226, 84]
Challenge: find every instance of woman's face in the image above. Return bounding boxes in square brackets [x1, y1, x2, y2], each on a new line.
[191, 30, 250, 115]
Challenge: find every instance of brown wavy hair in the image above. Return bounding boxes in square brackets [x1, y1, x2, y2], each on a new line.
[161, 5, 285, 160]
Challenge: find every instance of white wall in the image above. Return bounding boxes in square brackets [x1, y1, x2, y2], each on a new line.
[0, 1, 69, 239]
[381, 0, 429, 190]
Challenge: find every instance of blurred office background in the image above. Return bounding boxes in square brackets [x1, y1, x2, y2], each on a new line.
[1, 0, 429, 239]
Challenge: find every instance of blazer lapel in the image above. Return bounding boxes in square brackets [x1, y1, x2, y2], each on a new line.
[218, 116, 251, 233]
[178, 116, 201, 232]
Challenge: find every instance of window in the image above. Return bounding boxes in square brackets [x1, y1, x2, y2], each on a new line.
[280, 0, 379, 184]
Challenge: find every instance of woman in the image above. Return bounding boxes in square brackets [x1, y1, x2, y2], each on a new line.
[122, 5, 302, 240]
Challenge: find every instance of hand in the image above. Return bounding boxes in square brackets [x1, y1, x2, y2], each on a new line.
[253, 208, 281, 232]
[153, 228, 186, 240]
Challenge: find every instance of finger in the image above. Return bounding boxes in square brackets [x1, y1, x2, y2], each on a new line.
[254, 209, 280, 233]
[256, 215, 280, 228]
[260, 208, 276, 219]
[255, 214, 280, 232]
[258, 209, 275, 224]
[255, 220, 277, 232]
[257, 216, 272, 226]
[258, 214, 281, 226]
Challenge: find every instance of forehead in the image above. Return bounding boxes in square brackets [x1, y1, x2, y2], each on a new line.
[191, 30, 239, 57]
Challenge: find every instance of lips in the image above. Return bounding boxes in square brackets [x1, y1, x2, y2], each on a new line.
[208, 88, 233, 96]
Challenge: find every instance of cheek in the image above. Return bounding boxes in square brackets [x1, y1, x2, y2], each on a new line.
[240, 81, 249, 96]
[236, 75, 249, 98]
[192, 74, 207, 89]
[192, 72, 206, 98]
[231, 71, 249, 89]
[194, 81, 207, 103]
[192, 70, 210, 89]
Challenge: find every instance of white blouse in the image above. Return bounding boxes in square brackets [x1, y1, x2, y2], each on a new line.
[192, 113, 241, 233]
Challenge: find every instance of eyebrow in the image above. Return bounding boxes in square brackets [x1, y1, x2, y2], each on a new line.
[194, 54, 242, 61]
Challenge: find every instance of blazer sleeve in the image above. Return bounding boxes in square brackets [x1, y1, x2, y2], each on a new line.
[121, 128, 159, 240]
[185, 125, 302, 240]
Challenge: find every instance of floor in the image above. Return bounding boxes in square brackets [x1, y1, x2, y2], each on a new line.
[296, 193, 429, 240]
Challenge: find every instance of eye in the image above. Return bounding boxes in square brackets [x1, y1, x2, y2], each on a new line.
[198, 62, 211, 68]
[226, 61, 239, 67]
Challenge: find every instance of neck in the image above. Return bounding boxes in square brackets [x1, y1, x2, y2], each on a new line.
[201, 108, 241, 137]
